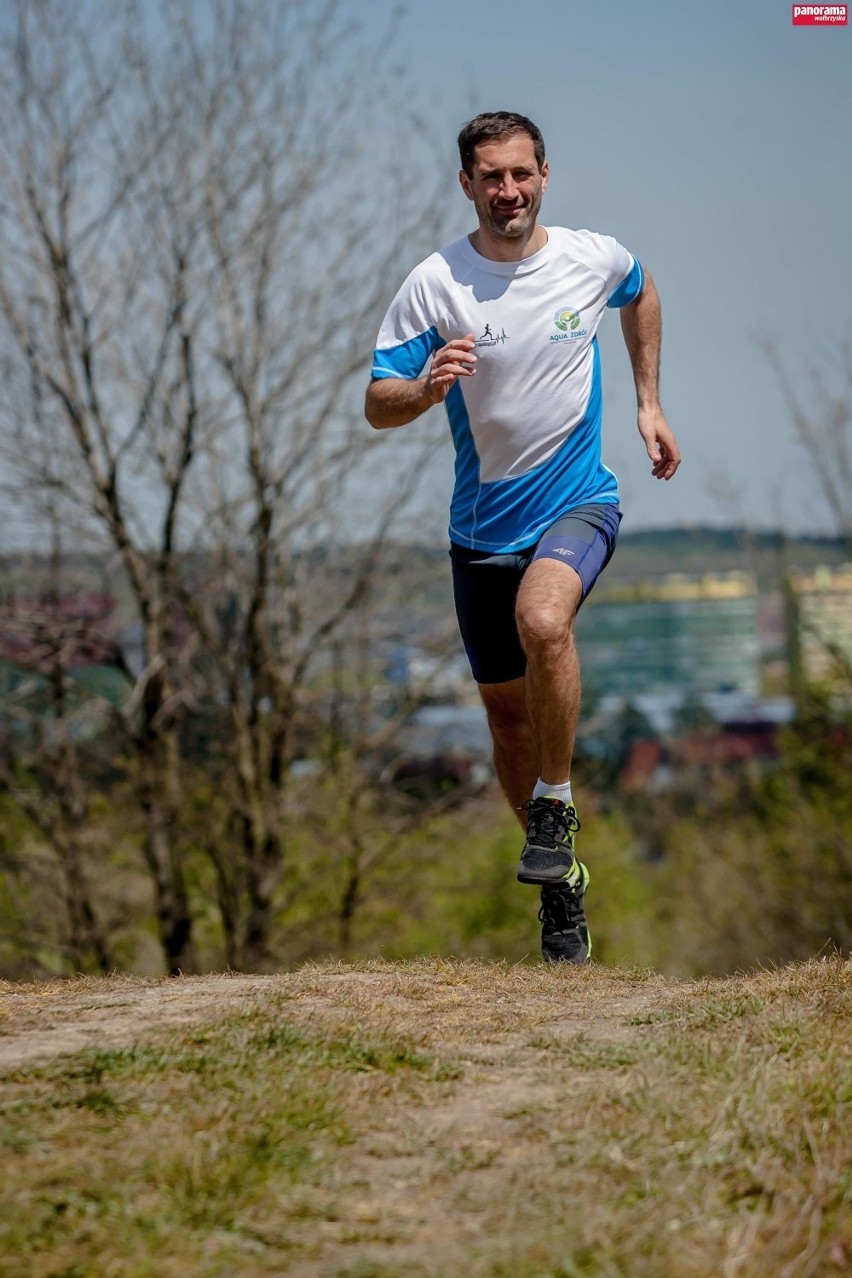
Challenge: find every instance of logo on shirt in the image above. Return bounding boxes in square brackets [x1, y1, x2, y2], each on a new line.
[551, 307, 588, 342]
[475, 323, 509, 348]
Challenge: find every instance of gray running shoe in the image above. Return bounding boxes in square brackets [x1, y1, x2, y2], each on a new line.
[539, 865, 592, 965]
[517, 797, 582, 886]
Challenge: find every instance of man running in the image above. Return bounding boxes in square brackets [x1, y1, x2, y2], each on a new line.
[365, 111, 681, 965]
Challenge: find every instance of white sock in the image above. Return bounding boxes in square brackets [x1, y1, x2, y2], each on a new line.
[533, 778, 573, 807]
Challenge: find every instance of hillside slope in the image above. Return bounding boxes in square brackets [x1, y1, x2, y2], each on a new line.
[1, 958, 850, 1277]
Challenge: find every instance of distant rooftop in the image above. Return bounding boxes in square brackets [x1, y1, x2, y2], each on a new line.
[592, 570, 758, 604]
[791, 563, 852, 593]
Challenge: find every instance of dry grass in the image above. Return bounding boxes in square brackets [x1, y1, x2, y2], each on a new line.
[0, 956, 850, 1277]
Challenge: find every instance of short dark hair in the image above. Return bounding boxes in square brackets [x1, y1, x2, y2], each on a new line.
[457, 112, 546, 176]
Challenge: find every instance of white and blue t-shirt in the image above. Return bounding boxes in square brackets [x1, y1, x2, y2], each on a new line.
[372, 227, 644, 554]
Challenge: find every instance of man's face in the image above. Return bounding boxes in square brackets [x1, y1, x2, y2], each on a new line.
[459, 135, 549, 240]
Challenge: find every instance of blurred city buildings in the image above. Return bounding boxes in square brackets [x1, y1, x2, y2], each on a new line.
[388, 554, 851, 790]
[575, 570, 762, 698]
[791, 563, 852, 687]
[1, 541, 849, 789]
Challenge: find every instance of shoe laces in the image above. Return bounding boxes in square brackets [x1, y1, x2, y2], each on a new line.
[539, 883, 585, 934]
[520, 797, 580, 848]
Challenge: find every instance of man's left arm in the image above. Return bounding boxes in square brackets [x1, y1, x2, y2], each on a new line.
[619, 271, 682, 481]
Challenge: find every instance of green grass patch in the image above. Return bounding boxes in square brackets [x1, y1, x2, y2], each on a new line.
[0, 957, 849, 1277]
[0, 1000, 460, 1275]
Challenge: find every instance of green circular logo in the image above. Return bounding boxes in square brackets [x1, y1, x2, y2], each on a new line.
[554, 308, 581, 332]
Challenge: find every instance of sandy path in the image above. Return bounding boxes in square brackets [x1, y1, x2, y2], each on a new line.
[0, 963, 679, 1073]
[0, 973, 277, 1070]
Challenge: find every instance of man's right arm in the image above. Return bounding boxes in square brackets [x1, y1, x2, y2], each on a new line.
[365, 335, 477, 430]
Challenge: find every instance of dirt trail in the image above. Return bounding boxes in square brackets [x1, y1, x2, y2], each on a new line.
[2, 961, 848, 1277]
[0, 962, 680, 1073]
[0, 973, 277, 1070]
[0, 960, 684, 1272]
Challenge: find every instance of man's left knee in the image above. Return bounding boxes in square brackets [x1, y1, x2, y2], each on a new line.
[515, 599, 574, 650]
[516, 572, 582, 649]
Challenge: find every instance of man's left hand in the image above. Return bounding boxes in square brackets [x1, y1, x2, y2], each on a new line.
[638, 405, 681, 480]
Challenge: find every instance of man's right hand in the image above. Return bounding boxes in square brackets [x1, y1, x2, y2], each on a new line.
[365, 334, 477, 429]
[423, 334, 477, 403]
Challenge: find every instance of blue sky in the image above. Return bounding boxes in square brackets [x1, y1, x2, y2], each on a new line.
[363, 0, 851, 534]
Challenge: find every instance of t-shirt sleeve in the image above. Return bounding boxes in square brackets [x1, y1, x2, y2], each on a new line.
[602, 236, 644, 309]
[606, 252, 644, 308]
[574, 230, 645, 309]
[371, 263, 444, 380]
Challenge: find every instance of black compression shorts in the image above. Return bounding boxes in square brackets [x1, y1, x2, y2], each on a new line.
[449, 502, 622, 685]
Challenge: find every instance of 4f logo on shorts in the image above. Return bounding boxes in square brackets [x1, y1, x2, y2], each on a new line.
[552, 547, 575, 557]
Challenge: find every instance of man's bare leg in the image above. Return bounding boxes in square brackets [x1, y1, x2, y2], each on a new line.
[515, 557, 583, 787]
[480, 563, 590, 965]
[477, 677, 539, 831]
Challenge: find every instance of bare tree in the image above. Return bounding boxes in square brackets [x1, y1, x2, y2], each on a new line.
[763, 340, 852, 698]
[0, 586, 116, 974]
[0, 0, 456, 971]
[305, 566, 481, 958]
[0, 1, 208, 971]
[764, 340, 852, 551]
[0, 525, 133, 975]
